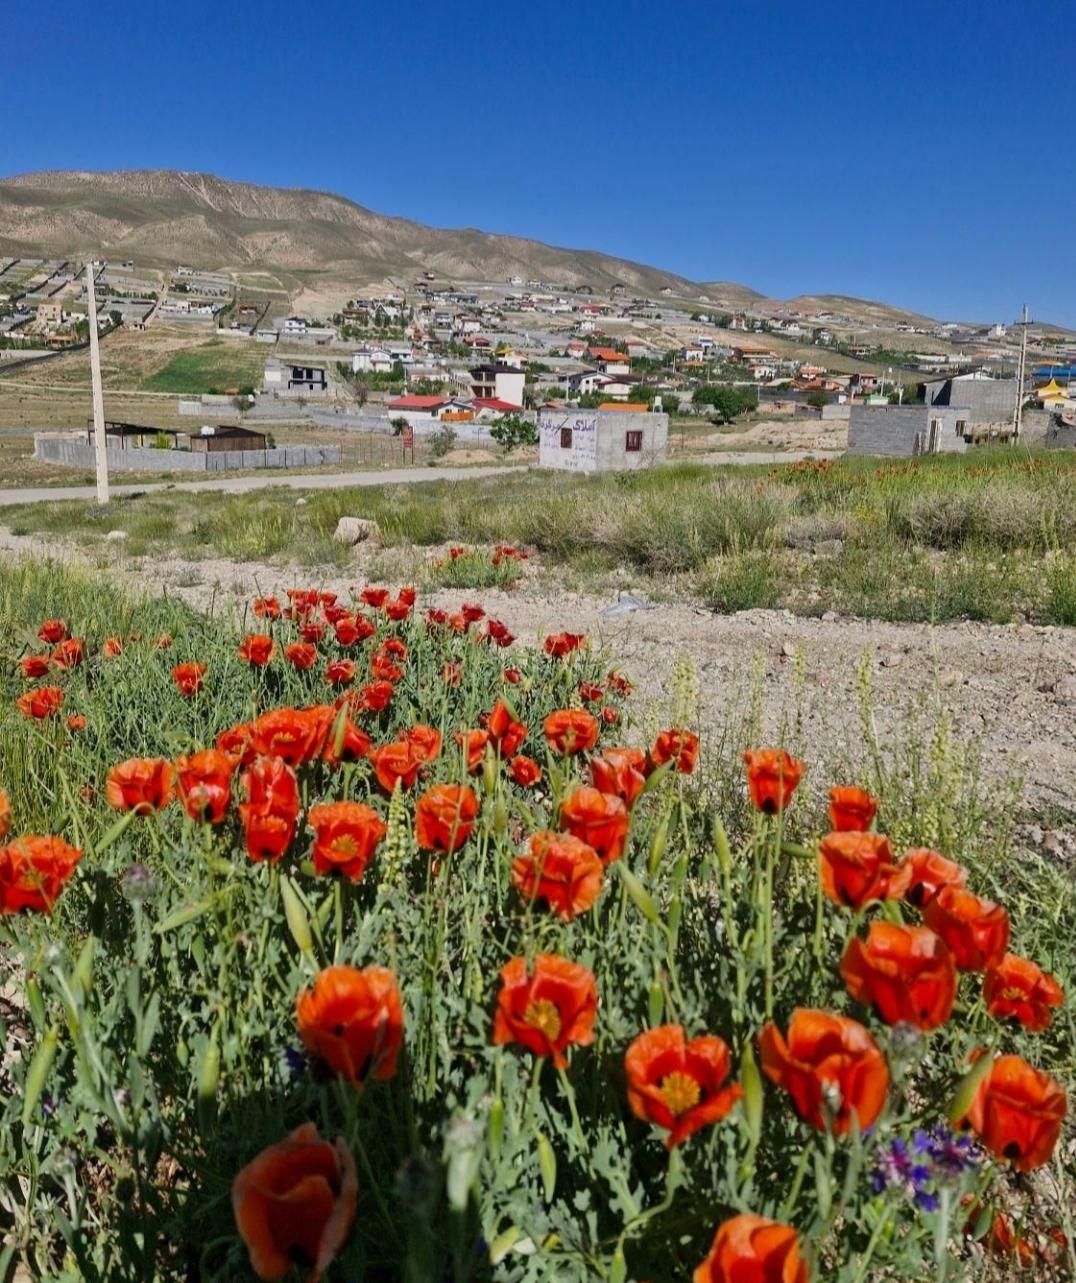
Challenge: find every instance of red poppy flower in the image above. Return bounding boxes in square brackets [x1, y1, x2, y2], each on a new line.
[287, 588, 320, 614]
[384, 599, 411, 621]
[102, 636, 124, 659]
[600, 706, 619, 725]
[379, 638, 407, 661]
[232, 1122, 357, 1282]
[308, 801, 387, 881]
[758, 1008, 889, 1134]
[51, 638, 86, 669]
[325, 659, 356, 688]
[487, 699, 527, 757]
[983, 1213, 1036, 1268]
[20, 655, 51, 679]
[300, 619, 327, 644]
[217, 721, 253, 757]
[252, 596, 282, 619]
[335, 615, 377, 646]
[284, 642, 318, 671]
[577, 681, 604, 703]
[607, 670, 633, 695]
[153, 634, 173, 651]
[0, 790, 9, 842]
[461, 602, 485, 623]
[923, 885, 1010, 971]
[37, 619, 67, 644]
[441, 661, 462, 687]
[323, 604, 350, 625]
[560, 786, 630, 865]
[359, 587, 389, 609]
[66, 714, 87, 733]
[105, 758, 177, 813]
[175, 749, 237, 824]
[369, 652, 402, 683]
[543, 709, 599, 756]
[828, 786, 878, 832]
[171, 662, 206, 697]
[485, 619, 514, 647]
[492, 953, 597, 1069]
[502, 667, 522, 684]
[509, 755, 542, 788]
[0, 835, 83, 914]
[321, 709, 373, 768]
[16, 686, 64, 720]
[840, 922, 957, 1030]
[650, 728, 700, 774]
[590, 748, 649, 807]
[415, 784, 479, 853]
[296, 963, 404, 1085]
[248, 706, 332, 765]
[358, 680, 395, 713]
[369, 742, 422, 793]
[544, 632, 585, 658]
[239, 756, 299, 863]
[319, 591, 338, 607]
[818, 831, 907, 909]
[983, 954, 1063, 1032]
[511, 831, 604, 920]
[426, 608, 448, 627]
[399, 724, 442, 764]
[897, 848, 967, 908]
[238, 634, 275, 666]
[397, 586, 416, 605]
[693, 1214, 809, 1283]
[743, 749, 805, 814]
[626, 1024, 743, 1149]
[958, 1054, 1066, 1172]
[455, 728, 491, 774]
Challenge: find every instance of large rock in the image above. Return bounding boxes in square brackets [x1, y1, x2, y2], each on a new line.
[333, 516, 381, 547]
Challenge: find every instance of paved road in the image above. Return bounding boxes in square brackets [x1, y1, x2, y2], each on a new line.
[0, 464, 529, 507]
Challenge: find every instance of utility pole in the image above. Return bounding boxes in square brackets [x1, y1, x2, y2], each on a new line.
[1012, 304, 1029, 443]
[86, 261, 109, 503]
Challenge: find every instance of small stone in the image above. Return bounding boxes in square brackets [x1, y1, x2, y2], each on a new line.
[333, 516, 381, 546]
[1043, 830, 1065, 858]
[781, 641, 796, 658]
[821, 610, 839, 622]
[939, 668, 964, 688]
[295, 498, 307, 507]
[105, 529, 128, 542]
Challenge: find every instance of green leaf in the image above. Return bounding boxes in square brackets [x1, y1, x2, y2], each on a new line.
[536, 1129, 556, 1202]
[949, 1052, 994, 1127]
[21, 1027, 59, 1127]
[280, 875, 313, 954]
[154, 897, 213, 934]
[740, 1042, 763, 1148]
[616, 863, 661, 926]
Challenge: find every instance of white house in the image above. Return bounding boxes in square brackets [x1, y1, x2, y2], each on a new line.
[352, 348, 394, 374]
[469, 363, 525, 407]
[538, 407, 668, 474]
[281, 316, 308, 336]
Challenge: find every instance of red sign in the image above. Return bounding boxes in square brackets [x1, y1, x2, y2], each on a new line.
[401, 427, 414, 448]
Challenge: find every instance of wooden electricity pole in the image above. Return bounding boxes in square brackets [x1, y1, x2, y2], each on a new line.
[85, 261, 109, 503]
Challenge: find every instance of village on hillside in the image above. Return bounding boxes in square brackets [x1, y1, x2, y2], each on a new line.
[3, 252, 1075, 477]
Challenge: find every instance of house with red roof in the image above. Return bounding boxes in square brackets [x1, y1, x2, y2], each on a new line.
[586, 346, 631, 376]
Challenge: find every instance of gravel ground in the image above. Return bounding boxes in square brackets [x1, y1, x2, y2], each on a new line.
[3, 527, 1074, 852]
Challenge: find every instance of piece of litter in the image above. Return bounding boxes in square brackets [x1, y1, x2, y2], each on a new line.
[601, 594, 653, 618]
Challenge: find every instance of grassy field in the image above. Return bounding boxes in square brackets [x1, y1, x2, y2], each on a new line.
[139, 338, 271, 393]
[2, 449, 1075, 624]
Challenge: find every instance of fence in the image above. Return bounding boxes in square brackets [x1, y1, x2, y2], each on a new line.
[34, 437, 342, 473]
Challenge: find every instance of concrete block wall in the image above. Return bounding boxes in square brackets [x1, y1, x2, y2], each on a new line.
[847, 405, 967, 457]
[34, 437, 341, 473]
[537, 409, 668, 473]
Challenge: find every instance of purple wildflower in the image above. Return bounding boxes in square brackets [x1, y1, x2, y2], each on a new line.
[871, 1137, 935, 1208]
[918, 1125, 980, 1182]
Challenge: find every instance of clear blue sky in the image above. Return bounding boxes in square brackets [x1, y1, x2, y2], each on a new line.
[5, 0, 1073, 325]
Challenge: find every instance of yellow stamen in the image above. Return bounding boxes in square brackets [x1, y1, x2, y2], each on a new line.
[524, 998, 562, 1041]
[658, 1071, 701, 1116]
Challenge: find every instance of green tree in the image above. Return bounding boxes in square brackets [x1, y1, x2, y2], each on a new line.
[806, 390, 828, 410]
[488, 413, 538, 454]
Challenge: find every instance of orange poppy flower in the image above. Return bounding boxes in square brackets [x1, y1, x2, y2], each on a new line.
[600, 705, 619, 725]
[243, 811, 297, 865]
[502, 666, 522, 684]
[369, 652, 403, 683]
[321, 710, 373, 768]
[105, 758, 177, 814]
[487, 699, 527, 757]
[743, 748, 805, 815]
[840, 922, 957, 1030]
[511, 831, 604, 920]
[358, 680, 395, 713]
[560, 786, 630, 865]
[239, 756, 300, 863]
[455, 728, 491, 774]
[217, 721, 253, 758]
[828, 786, 878, 832]
[896, 848, 967, 908]
[300, 619, 327, 644]
[284, 642, 318, 670]
[252, 596, 282, 619]
[175, 749, 237, 824]
[983, 953, 1063, 1033]
[923, 885, 1010, 971]
[577, 681, 604, 703]
[325, 659, 356, 688]
[102, 636, 124, 659]
[0, 790, 9, 842]
[758, 1008, 889, 1134]
[958, 1054, 1066, 1172]
[607, 670, 633, 695]
[20, 655, 51, 679]
[385, 599, 411, 621]
[50, 641, 85, 672]
[232, 1122, 357, 1282]
[590, 748, 649, 808]
[308, 802, 387, 882]
[369, 741, 422, 793]
[693, 1213, 809, 1283]
[66, 714, 87, 733]
[171, 662, 206, 697]
[16, 686, 64, 720]
[379, 638, 407, 660]
[359, 586, 389, 609]
[296, 964, 404, 1086]
[625, 1024, 743, 1149]
[543, 709, 599, 756]
[37, 619, 67, 644]
[509, 755, 542, 788]
[492, 953, 597, 1069]
[287, 588, 319, 613]
[543, 632, 586, 658]
[0, 835, 82, 914]
[337, 614, 378, 647]
[415, 784, 479, 853]
[818, 831, 906, 909]
[650, 728, 700, 774]
[238, 634, 275, 666]
[248, 707, 332, 766]
[399, 724, 442, 765]
[983, 1212, 1036, 1268]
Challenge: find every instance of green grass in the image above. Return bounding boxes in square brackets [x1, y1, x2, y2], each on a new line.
[5, 449, 1076, 624]
[140, 340, 267, 394]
